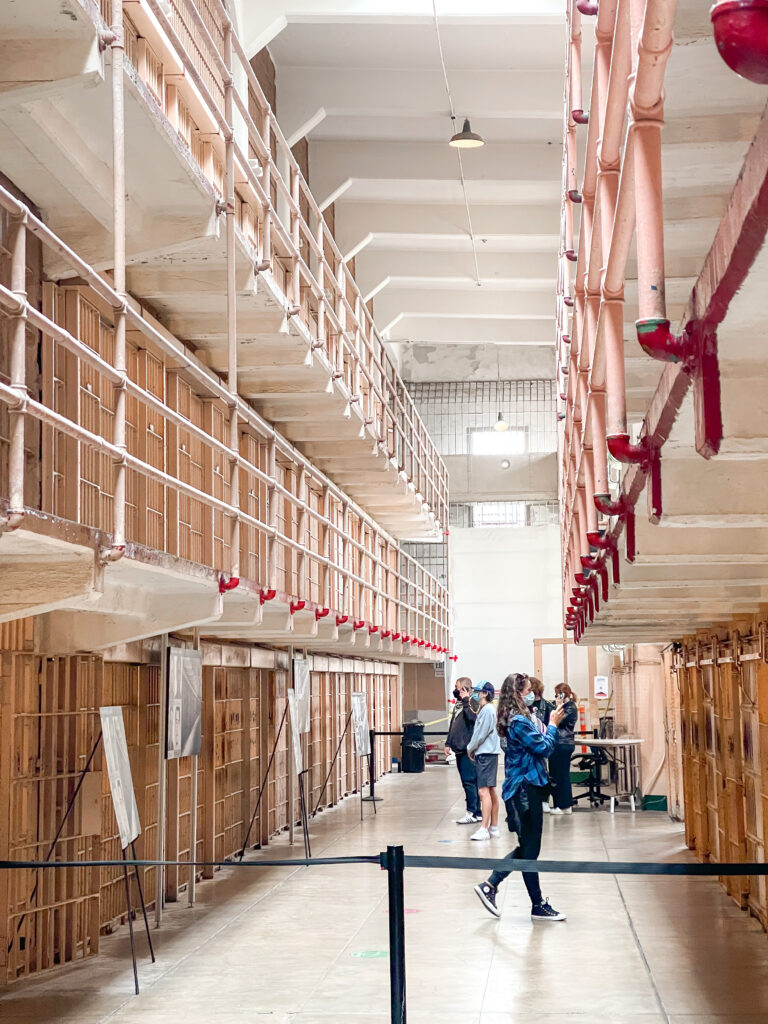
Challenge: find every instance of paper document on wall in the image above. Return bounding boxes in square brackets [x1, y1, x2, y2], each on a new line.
[166, 647, 203, 759]
[292, 658, 311, 733]
[287, 688, 304, 774]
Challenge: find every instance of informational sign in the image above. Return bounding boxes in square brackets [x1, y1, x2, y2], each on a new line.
[99, 706, 141, 850]
[594, 674, 610, 699]
[292, 658, 311, 734]
[166, 648, 203, 759]
[287, 688, 304, 774]
[351, 691, 371, 757]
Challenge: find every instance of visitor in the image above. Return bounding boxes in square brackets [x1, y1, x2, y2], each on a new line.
[473, 672, 566, 921]
[528, 676, 554, 816]
[445, 676, 481, 824]
[466, 681, 501, 841]
[549, 683, 579, 815]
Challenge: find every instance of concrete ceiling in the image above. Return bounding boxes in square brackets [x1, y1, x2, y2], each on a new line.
[243, 0, 581, 379]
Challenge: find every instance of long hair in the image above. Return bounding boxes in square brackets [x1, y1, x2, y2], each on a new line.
[496, 673, 530, 738]
[555, 682, 577, 702]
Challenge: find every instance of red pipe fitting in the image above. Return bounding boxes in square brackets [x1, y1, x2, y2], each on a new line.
[563, 296, 574, 308]
[565, 249, 577, 262]
[559, 391, 567, 401]
[572, 108, 590, 124]
[580, 554, 602, 571]
[711, 1, 768, 84]
[567, 189, 583, 204]
[382, 630, 391, 639]
[587, 530, 612, 550]
[392, 632, 401, 641]
[336, 614, 349, 626]
[597, 563, 609, 602]
[353, 620, 365, 631]
[636, 318, 690, 364]
[369, 624, 379, 634]
[418, 640, 426, 647]
[259, 588, 276, 604]
[315, 607, 330, 620]
[402, 634, 410, 643]
[560, 364, 569, 376]
[574, 572, 588, 586]
[290, 600, 306, 614]
[219, 574, 240, 594]
[558, 412, 566, 422]
[594, 492, 630, 517]
[607, 434, 652, 466]
[576, 0, 599, 13]
[561, 334, 571, 345]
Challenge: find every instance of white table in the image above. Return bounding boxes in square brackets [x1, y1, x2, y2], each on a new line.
[574, 737, 644, 812]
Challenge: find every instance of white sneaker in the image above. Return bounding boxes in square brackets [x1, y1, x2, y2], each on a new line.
[563, 807, 573, 814]
[489, 826, 500, 838]
[550, 807, 564, 815]
[456, 812, 476, 824]
[542, 802, 551, 814]
[470, 827, 490, 841]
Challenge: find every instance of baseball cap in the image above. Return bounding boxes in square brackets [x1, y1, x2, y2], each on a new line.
[479, 680, 495, 697]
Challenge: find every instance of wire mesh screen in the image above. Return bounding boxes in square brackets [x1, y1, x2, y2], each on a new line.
[406, 381, 557, 456]
[449, 501, 560, 528]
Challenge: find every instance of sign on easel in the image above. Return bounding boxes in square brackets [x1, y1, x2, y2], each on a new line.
[594, 675, 610, 699]
[351, 692, 371, 757]
[287, 688, 304, 775]
[292, 657, 311, 734]
[166, 647, 203, 759]
[99, 706, 141, 849]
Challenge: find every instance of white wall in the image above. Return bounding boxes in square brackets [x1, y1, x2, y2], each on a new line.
[450, 524, 563, 689]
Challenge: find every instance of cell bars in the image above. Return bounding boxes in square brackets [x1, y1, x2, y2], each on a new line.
[406, 381, 557, 457]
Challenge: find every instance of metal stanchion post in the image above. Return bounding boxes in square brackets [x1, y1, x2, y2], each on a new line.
[362, 728, 382, 803]
[385, 844, 407, 1024]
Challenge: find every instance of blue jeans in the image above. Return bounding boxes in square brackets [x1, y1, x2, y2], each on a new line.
[456, 750, 480, 816]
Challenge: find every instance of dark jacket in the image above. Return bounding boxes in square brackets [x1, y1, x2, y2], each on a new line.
[556, 699, 579, 746]
[446, 697, 477, 752]
[531, 697, 553, 727]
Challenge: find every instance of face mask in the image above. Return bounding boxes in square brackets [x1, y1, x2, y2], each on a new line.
[523, 691, 536, 706]
[452, 688, 460, 699]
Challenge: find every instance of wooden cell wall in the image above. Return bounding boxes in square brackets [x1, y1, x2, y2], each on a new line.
[676, 620, 768, 932]
[0, 624, 402, 984]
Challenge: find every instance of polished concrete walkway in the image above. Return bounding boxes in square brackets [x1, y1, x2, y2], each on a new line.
[2, 766, 768, 1023]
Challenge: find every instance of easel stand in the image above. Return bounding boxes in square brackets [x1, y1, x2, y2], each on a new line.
[297, 770, 312, 859]
[238, 703, 288, 859]
[360, 755, 378, 820]
[122, 841, 156, 994]
[362, 727, 383, 805]
[312, 709, 353, 816]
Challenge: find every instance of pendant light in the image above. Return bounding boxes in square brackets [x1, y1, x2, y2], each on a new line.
[449, 118, 484, 149]
[493, 350, 508, 430]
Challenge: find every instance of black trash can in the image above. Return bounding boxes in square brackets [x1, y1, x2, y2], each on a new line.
[401, 721, 426, 774]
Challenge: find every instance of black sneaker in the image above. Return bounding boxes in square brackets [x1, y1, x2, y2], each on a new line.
[531, 899, 566, 922]
[474, 881, 500, 918]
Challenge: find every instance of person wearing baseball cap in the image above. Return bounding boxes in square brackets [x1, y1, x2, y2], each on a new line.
[466, 681, 501, 841]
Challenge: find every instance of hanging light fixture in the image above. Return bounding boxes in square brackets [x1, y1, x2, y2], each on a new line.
[449, 117, 484, 149]
[494, 411, 508, 432]
[493, 350, 507, 430]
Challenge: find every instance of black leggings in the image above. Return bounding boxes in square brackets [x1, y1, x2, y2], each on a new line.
[488, 783, 545, 906]
[549, 744, 575, 809]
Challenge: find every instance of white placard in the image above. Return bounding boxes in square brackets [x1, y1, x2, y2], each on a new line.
[594, 675, 610, 699]
[292, 658, 311, 734]
[351, 691, 371, 757]
[100, 706, 141, 850]
[166, 648, 203, 759]
[287, 688, 304, 774]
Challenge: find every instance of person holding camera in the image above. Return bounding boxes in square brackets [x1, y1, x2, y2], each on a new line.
[466, 681, 501, 841]
[445, 676, 481, 824]
[473, 672, 566, 921]
[549, 683, 579, 815]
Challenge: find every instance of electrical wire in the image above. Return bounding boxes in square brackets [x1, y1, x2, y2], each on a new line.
[431, 0, 482, 287]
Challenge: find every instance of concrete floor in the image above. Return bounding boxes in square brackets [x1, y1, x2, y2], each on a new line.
[2, 767, 768, 1023]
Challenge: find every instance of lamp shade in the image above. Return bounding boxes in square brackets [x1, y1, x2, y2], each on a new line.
[449, 118, 484, 149]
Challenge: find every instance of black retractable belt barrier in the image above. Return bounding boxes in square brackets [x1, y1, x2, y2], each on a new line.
[7, 850, 768, 1024]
